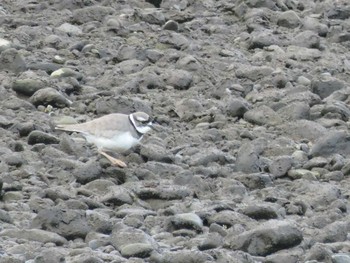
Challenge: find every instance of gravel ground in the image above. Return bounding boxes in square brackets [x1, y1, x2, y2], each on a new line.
[1, 0, 350, 262]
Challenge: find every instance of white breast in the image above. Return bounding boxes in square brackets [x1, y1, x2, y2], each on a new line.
[85, 132, 141, 152]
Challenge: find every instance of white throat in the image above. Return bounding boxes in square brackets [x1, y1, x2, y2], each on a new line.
[130, 114, 152, 134]
[136, 123, 152, 134]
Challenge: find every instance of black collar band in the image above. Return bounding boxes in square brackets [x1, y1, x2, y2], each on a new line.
[129, 115, 143, 138]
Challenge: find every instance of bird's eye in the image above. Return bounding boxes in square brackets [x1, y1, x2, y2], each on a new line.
[137, 118, 150, 123]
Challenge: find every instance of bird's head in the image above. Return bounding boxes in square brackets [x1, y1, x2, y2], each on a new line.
[130, 112, 157, 134]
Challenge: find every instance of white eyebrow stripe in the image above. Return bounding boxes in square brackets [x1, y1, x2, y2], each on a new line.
[136, 116, 148, 121]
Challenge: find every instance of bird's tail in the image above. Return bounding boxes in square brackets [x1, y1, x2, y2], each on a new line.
[55, 124, 80, 133]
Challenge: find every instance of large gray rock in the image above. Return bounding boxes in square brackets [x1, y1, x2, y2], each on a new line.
[310, 131, 350, 157]
[0, 48, 26, 73]
[94, 96, 152, 115]
[33, 248, 66, 263]
[236, 140, 266, 173]
[12, 78, 46, 96]
[236, 65, 274, 81]
[269, 155, 293, 178]
[311, 75, 346, 99]
[277, 10, 301, 28]
[277, 120, 327, 141]
[235, 142, 262, 173]
[244, 105, 282, 126]
[0, 229, 67, 245]
[225, 98, 250, 118]
[277, 101, 310, 121]
[72, 6, 114, 24]
[74, 161, 104, 185]
[30, 88, 72, 108]
[150, 250, 214, 263]
[31, 208, 91, 239]
[110, 225, 158, 257]
[28, 131, 60, 145]
[99, 185, 134, 206]
[224, 220, 303, 256]
[170, 213, 203, 232]
[163, 69, 193, 90]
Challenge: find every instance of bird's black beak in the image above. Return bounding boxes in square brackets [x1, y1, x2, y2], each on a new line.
[149, 117, 160, 131]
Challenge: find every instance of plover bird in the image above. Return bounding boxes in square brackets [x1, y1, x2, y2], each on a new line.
[55, 112, 155, 167]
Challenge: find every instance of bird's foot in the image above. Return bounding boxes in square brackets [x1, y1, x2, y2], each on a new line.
[98, 150, 127, 168]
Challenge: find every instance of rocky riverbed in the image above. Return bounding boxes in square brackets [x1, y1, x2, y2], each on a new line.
[1, 0, 350, 262]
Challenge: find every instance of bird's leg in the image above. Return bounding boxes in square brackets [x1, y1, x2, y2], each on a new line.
[98, 150, 127, 168]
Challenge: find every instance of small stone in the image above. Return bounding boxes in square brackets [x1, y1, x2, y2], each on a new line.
[0, 38, 12, 53]
[269, 156, 293, 177]
[140, 143, 174, 163]
[44, 34, 64, 49]
[99, 186, 133, 206]
[225, 98, 250, 118]
[174, 98, 204, 121]
[51, 67, 83, 80]
[163, 20, 179, 31]
[278, 120, 327, 141]
[244, 105, 282, 126]
[164, 69, 193, 90]
[27, 62, 62, 74]
[120, 243, 154, 258]
[146, 49, 163, 63]
[277, 101, 310, 121]
[0, 209, 13, 224]
[332, 253, 350, 263]
[2, 191, 23, 201]
[110, 226, 157, 252]
[171, 213, 203, 232]
[72, 6, 114, 24]
[321, 171, 344, 182]
[57, 22, 83, 36]
[277, 10, 301, 28]
[31, 208, 90, 239]
[310, 131, 350, 157]
[150, 250, 214, 263]
[12, 78, 46, 96]
[0, 229, 67, 245]
[208, 210, 253, 228]
[297, 76, 311, 86]
[27, 130, 60, 145]
[86, 211, 113, 234]
[224, 220, 303, 256]
[293, 30, 320, 49]
[311, 75, 345, 99]
[198, 232, 223, 250]
[33, 248, 66, 263]
[287, 169, 318, 180]
[315, 221, 349, 243]
[136, 182, 193, 200]
[341, 160, 350, 176]
[158, 31, 189, 49]
[13, 122, 35, 137]
[240, 203, 282, 220]
[303, 157, 328, 169]
[236, 65, 274, 81]
[0, 48, 26, 73]
[286, 46, 321, 61]
[30, 87, 72, 108]
[53, 55, 66, 64]
[321, 101, 350, 121]
[74, 161, 104, 185]
[3, 152, 26, 167]
[248, 30, 280, 49]
[303, 16, 328, 37]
